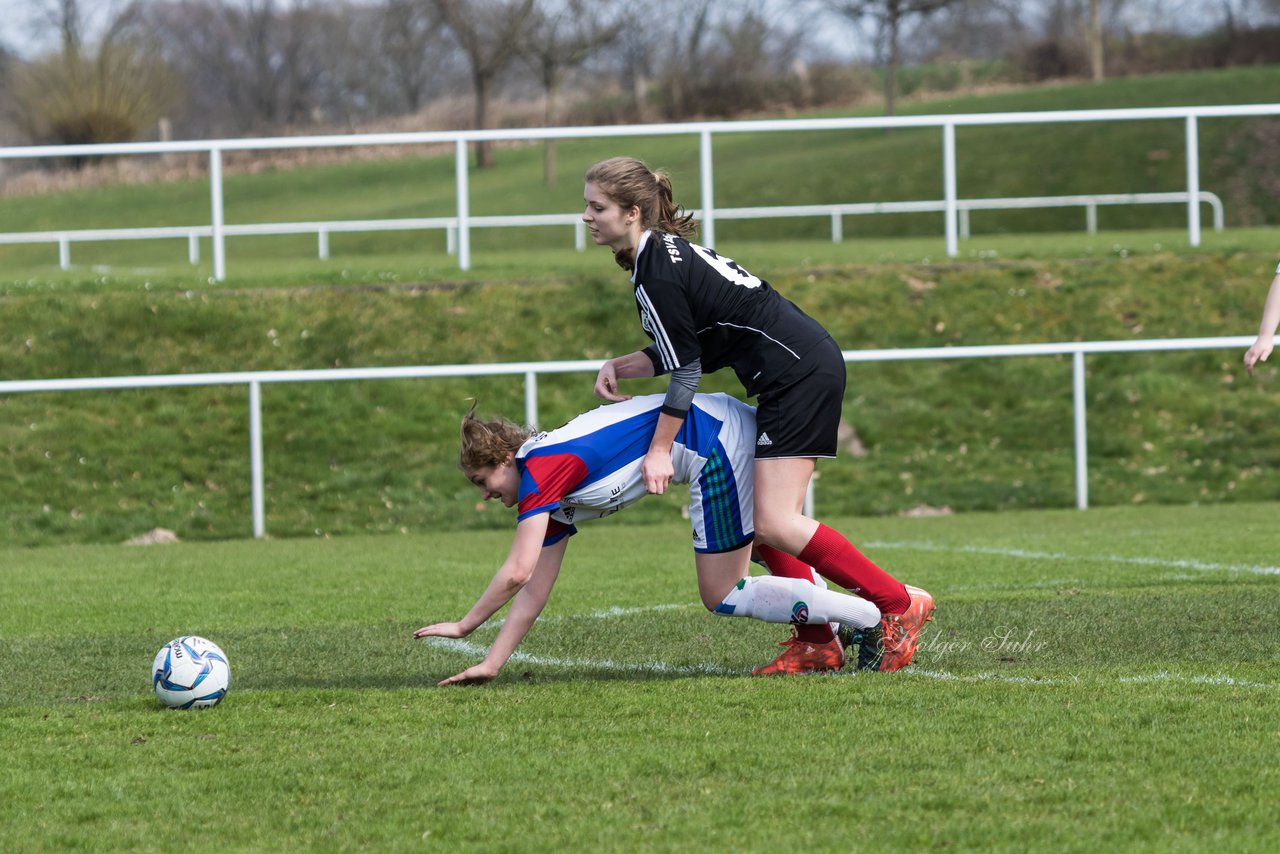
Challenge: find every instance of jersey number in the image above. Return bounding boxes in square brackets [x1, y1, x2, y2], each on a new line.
[692, 245, 762, 289]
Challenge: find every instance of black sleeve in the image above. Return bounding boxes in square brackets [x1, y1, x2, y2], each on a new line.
[642, 344, 665, 375]
[634, 250, 703, 372]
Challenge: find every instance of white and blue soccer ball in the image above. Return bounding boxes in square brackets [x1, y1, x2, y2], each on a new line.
[152, 636, 230, 709]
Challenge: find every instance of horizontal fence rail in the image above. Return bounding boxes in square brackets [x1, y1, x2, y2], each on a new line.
[1, 103, 1276, 278]
[0, 191, 1226, 271]
[0, 336, 1253, 539]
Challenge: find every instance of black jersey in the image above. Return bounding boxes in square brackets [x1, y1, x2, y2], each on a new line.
[632, 231, 832, 398]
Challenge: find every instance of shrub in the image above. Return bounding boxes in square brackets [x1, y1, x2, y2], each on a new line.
[10, 41, 178, 157]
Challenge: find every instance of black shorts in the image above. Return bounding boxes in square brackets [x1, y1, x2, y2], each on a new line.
[753, 336, 846, 459]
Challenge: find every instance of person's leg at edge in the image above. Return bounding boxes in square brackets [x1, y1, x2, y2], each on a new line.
[695, 546, 878, 675]
[752, 456, 911, 616]
[754, 543, 836, 645]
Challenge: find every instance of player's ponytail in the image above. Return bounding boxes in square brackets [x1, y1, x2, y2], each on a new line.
[650, 169, 697, 239]
[585, 157, 697, 270]
[458, 401, 532, 474]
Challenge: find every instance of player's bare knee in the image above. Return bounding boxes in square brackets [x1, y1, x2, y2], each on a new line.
[751, 515, 788, 547]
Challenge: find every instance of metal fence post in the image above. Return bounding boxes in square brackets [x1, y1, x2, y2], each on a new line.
[524, 371, 539, 429]
[1185, 115, 1201, 248]
[943, 122, 958, 258]
[58, 237, 70, 270]
[249, 380, 266, 538]
[455, 139, 471, 271]
[1072, 350, 1089, 510]
[700, 128, 715, 248]
[210, 148, 226, 282]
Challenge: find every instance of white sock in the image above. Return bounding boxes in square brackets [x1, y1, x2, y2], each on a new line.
[803, 569, 841, 636]
[713, 576, 880, 630]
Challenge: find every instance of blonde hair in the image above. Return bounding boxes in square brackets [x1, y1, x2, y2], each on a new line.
[584, 156, 697, 270]
[458, 402, 532, 474]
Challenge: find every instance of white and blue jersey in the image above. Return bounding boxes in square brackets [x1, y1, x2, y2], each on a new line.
[515, 393, 755, 554]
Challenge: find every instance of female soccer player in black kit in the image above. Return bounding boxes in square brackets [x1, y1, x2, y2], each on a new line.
[582, 156, 933, 675]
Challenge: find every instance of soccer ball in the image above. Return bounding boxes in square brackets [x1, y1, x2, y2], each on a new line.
[152, 636, 231, 709]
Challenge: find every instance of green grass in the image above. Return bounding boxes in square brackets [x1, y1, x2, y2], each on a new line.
[1, 66, 1279, 547]
[3, 68, 1279, 849]
[2, 503, 1278, 850]
[3, 241, 1280, 546]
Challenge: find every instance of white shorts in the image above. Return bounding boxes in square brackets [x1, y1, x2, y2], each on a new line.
[678, 394, 756, 554]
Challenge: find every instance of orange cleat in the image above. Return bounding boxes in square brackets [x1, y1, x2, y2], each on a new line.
[877, 585, 935, 672]
[751, 632, 845, 676]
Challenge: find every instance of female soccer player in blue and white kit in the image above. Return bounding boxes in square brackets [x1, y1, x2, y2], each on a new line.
[413, 393, 881, 686]
[581, 157, 934, 675]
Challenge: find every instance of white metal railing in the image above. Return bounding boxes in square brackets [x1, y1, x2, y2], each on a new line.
[1, 103, 1277, 279]
[0, 191, 1226, 271]
[0, 335, 1254, 539]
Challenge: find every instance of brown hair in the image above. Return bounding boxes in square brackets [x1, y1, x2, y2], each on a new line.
[584, 156, 697, 270]
[458, 402, 532, 474]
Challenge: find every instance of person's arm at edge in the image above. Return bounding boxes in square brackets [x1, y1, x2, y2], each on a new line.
[435, 533, 569, 686]
[414, 511, 551, 643]
[1245, 268, 1280, 375]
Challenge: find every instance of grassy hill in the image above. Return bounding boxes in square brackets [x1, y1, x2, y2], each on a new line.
[1, 68, 1279, 546]
[2, 245, 1278, 546]
[1, 65, 1279, 282]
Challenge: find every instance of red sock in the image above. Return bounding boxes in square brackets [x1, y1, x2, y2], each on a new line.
[798, 524, 910, 615]
[756, 543, 836, 644]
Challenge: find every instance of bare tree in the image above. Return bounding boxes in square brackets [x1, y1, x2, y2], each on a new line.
[666, 0, 716, 119]
[1088, 0, 1105, 80]
[821, 0, 963, 116]
[376, 0, 454, 113]
[603, 0, 717, 121]
[910, 0, 1028, 62]
[520, 0, 622, 185]
[433, 0, 538, 168]
[8, 0, 178, 149]
[144, 0, 359, 135]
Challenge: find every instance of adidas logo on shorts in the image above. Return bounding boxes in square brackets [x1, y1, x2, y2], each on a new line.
[757, 432, 773, 447]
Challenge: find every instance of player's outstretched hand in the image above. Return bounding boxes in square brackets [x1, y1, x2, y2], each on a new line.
[437, 662, 499, 686]
[1244, 339, 1273, 376]
[413, 622, 467, 640]
[594, 361, 632, 402]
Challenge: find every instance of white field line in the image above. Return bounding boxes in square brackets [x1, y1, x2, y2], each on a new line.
[423, 636, 1279, 690]
[422, 603, 1280, 691]
[864, 540, 1280, 577]
[1117, 671, 1279, 690]
[425, 636, 738, 677]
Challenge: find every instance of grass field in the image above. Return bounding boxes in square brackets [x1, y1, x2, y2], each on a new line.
[3, 68, 1279, 849]
[3, 502, 1278, 850]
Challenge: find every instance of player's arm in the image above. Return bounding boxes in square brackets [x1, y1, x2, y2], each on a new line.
[436, 536, 569, 686]
[640, 353, 701, 494]
[1245, 268, 1280, 375]
[413, 511, 551, 642]
[595, 350, 656, 401]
